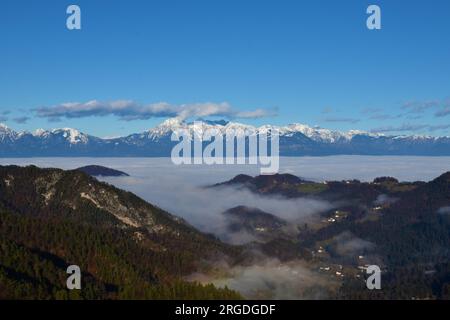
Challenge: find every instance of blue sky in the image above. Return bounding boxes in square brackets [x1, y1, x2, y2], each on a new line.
[1, 0, 450, 137]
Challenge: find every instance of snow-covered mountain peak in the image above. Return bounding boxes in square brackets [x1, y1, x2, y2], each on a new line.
[159, 117, 184, 128]
[286, 123, 314, 132]
[0, 124, 19, 144]
[0, 123, 13, 133]
[278, 123, 344, 142]
[146, 117, 186, 139]
[33, 128, 48, 137]
[0, 119, 449, 156]
[50, 128, 89, 144]
[148, 118, 257, 139]
[144, 118, 391, 143]
[0, 123, 18, 140]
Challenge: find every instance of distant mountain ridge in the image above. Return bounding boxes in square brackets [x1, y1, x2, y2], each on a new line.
[1, 118, 450, 156]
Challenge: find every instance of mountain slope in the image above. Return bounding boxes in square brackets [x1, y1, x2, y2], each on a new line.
[76, 165, 129, 177]
[0, 165, 241, 299]
[1, 119, 450, 156]
[213, 172, 450, 299]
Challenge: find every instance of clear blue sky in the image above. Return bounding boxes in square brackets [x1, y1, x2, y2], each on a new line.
[1, 0, 450, 137]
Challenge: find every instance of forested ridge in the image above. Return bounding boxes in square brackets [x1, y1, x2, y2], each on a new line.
[2, 165, 450, 300]
[0, 165, 241, 299]
[216, 172, 450, 299]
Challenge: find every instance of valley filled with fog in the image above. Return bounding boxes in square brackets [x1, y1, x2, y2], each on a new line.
[1, 156, 449, 237]
[2, 156, 450, 299]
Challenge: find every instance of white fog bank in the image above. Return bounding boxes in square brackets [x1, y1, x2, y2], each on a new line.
[1, 156, 449, 239]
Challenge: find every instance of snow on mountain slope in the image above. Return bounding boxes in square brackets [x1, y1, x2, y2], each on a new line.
[30, 128, 90, 144]
[142, 118, 382, 143]
[0, 118, 449, 156]
[0, 123, 19, 142]
[50, 128, 89, 144]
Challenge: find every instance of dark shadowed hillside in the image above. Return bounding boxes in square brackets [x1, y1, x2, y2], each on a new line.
[2, 165, 450, 300]
[0, 165, 241, 299]
[213, 172, 450, 299]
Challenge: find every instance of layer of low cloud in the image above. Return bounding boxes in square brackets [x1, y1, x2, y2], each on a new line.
[330, 232, 375, 258]
[105, 175, 332, 244]
[370, 123, 428, 133]
[13, 116, 30, 124]
[369, 114, 400, 121]
[374, 194, 398, 206]
[321, 107, 334, 114]
[190, 257, 334, 299]
[323, 116, 360, 124]
[2, 155, 450, 183]
[34, 100, 276, 122]
[361, 107, 384, 115]
[435, 106, 450, 117]
[362, 107, 401, 120]
[357, 99, 450, 133]
[0, 157, 447, 299]
[400, 99, 450, 118]
[0, 157, 333, 244]
[402, 100, 440, 114]
[437, 206, 450, 215]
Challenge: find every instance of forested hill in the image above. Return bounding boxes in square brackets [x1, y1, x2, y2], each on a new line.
[75, 165, 129, 177]
[213, 172, 450, 299]
[0, 165, 241, 299]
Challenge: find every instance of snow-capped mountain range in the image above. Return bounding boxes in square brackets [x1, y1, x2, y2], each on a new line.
[1, 119, 450, 156]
